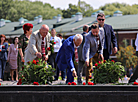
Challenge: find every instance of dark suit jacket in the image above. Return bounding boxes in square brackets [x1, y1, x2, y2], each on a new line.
[103, 24, 117, 55]
[78, 32, 87, 61]
[55, 36, 75, 71]
[0, 42, 8, 60]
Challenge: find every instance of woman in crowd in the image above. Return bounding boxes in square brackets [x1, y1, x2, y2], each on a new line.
[0, 34, 8, 82]
[7, 37, 19, 81]
[18, 23, 33, 70]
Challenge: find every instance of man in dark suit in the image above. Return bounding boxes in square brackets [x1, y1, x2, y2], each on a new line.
[77, 25, 89, 84]
[97, 13, 118, 60]
[55, 34, 83, 83]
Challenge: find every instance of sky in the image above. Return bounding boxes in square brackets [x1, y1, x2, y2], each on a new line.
[31, 0, 138, 9]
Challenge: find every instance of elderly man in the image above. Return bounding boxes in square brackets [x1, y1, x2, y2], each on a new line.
[77, 25, 89, 84]
[24, 24, 50, 64]
[55, 34, 83, 83]
[83, 23, 104, 83]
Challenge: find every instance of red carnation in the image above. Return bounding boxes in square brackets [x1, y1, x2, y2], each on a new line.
[133, 82, 138, 85]
[88, 82, 91, 85]
[91, 82, 94, 85]
[54, 42, 56, 44]
[47, 47, 51, 51]
[33, 82, 39, 85]
[95, 63, 98, 67]
[22, 66, 24, 70]
[2, 46, 5, 48]
[111, 60, 115, 63]
[83, 82, 86, 85]
[68, 82, 71, 85]
[71, 82, 77, 85]
[103, 60, 106, 63]
[32, 60, 37, 65]
[17, 78, 22, 85]
[27, 61, 30, 64]
[98, 61, 101, 64]
[90, 69, 93, 73]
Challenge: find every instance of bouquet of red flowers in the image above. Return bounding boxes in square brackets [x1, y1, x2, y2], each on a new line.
[47, 40, 56, 54]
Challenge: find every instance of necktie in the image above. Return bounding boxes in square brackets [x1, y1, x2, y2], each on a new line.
[41, 37, 45, 60]
[75, 48, 78, 63]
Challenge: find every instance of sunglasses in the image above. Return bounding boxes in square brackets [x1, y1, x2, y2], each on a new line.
[98, 19, 105, 21]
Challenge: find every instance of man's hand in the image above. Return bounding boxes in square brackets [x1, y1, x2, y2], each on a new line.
[36, 52, 42, 58]
[113, 47, 118, 54]
[21, 57, 25, 62]
[85, 61, 89, 66]
[72, 70, 77, 77]
[98, 54, 104, 60]
[44, 55, 48, 61]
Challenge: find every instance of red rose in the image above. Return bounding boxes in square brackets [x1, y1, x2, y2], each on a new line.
[47, 47, 51, 51]
[111, 60, 115, 63]
[27, 61, 30, 64]
[0, 83, 1, 86]
[32, 60, 37, 65]
[90, 69, 93, 73]
[71, 82, 77, 85]
[83, 82, 86, 85]
[95, 63, 98, 67]
[54, 42, 56, 44]
[103, 60, 106, 63]
[98, 61, 101, 64]
[33, 82, 39, 85]
[89, 76, 91, 79]
[68, 82, 71, 85]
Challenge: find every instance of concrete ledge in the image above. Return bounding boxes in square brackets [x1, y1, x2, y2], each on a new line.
[0, 85, 138, 102]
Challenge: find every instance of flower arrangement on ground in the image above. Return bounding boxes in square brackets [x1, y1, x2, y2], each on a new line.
[18, 59, 55, 85]
[92, 60, 125, 84]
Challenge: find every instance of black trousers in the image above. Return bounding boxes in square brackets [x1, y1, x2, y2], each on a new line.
[129, 51, 138, 83]
[103, 49, 109, 61]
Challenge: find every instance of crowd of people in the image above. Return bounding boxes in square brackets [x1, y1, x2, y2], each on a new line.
[0, 13, 137, 84]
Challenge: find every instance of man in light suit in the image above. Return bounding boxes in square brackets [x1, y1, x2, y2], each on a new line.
[55, 34, 83, 83]
[83, 23, 104, 83]
[24, 25, 50, 64]
[77, 25, 89, 84]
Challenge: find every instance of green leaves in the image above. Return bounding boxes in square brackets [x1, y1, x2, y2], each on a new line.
[19, 59, 55, 85]
[93, 60, 125, 84]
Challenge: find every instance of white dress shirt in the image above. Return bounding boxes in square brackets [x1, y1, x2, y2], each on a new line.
[135, 33, 138, 51]
[50, 36, 62, 52]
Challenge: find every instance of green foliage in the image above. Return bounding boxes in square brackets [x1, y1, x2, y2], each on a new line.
[93, 60, 125, 83]
[117, 40, 138, 68]
[1, 0, 62, 21]
[19, 59, 55, 85]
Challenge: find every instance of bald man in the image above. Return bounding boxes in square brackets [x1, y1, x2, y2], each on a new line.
[24, 24, 51, 64]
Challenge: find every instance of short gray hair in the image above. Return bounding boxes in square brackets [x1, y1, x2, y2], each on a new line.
[73, 34, 83, 41]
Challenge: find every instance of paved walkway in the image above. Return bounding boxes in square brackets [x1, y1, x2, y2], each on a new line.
[0, 79, 129, 86]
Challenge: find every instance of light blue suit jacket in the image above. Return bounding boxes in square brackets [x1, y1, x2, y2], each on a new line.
[55, 35, 75, 71]
[83, 29, 104, 61]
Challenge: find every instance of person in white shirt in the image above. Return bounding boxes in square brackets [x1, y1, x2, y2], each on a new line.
[48, 29, 62, 80]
